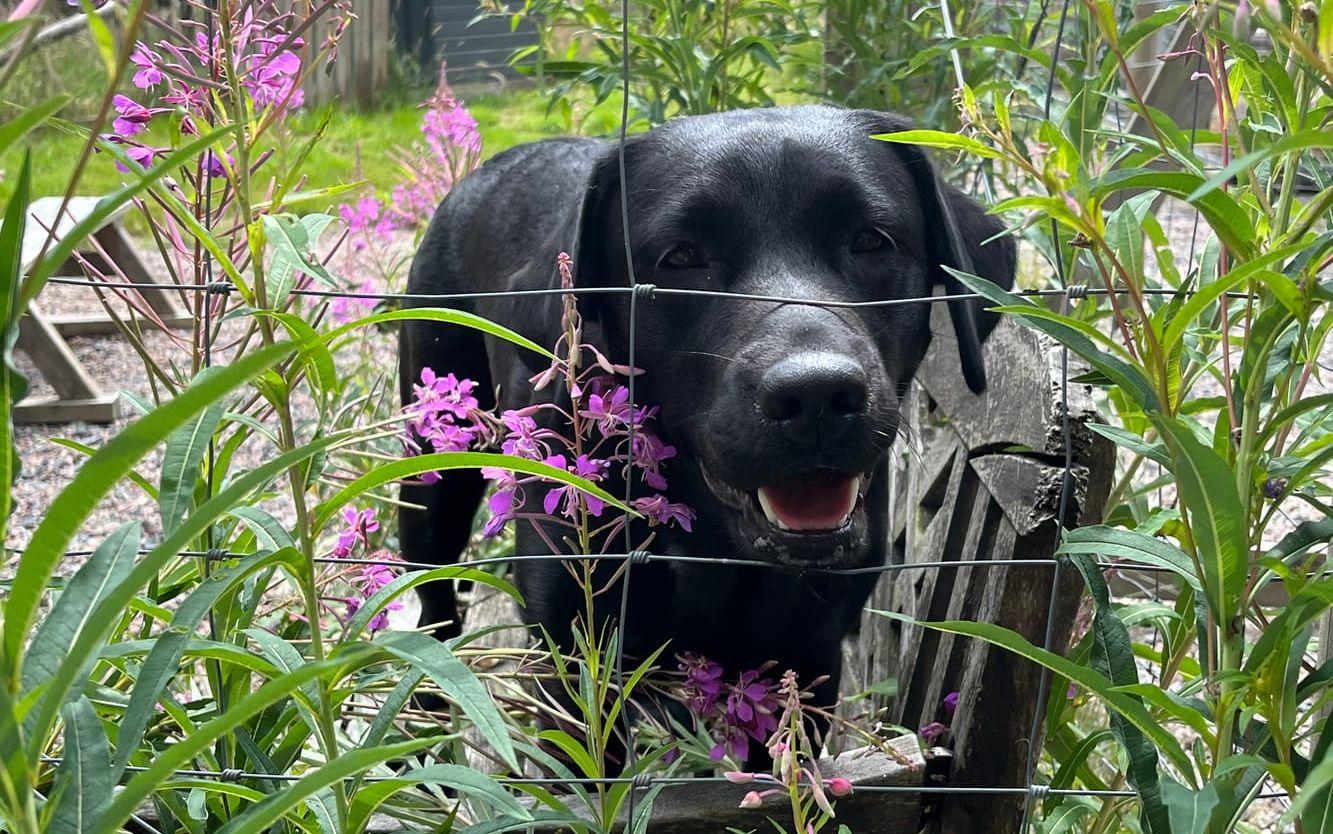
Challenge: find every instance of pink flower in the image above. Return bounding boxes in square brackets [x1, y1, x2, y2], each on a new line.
[739, 791, 764, 809]
[827, 777, 853, 797]
[920, 721, 948, 743]
[943, 691, 959, 716]
[631, 494, 696, 532]
[112, 95, 157, 138]
[333, 507, 379, 557]
[483, 488, 521, 538]
[130, 43, 164, 89]
[724, 771, 755, 784]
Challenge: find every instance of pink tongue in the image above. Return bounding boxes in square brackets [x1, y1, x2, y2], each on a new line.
[759, 471, 857, 531]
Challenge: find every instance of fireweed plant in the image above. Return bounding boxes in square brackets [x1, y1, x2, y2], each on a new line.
[872, 1, 1333, 833]
[2, 3, 623, 833]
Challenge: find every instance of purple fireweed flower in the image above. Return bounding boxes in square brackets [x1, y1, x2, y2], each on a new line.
[499, 410, 548, 460]
[202, 149, 231, 179]
[726, 669, 780, 743]
[483, 487, 521, 538]
[919, 721, 948, 743]
[943, 691, 959, 716]
[424, 104, 482, 153]
[112, 95, 158, 138]
[584, 385, 631, 434]
[680, 652, 725, 714]
[633, 431, 677, 490]
[339, 196, 396, 249]
[1263, 477, 1287, 499]
[541, 454, 610, 519]
[333, 507, 379, 558]
[631, 494, 696, 532]
[113, 142, 163, 173]
[244, 37, 304, 110]
[329, 278, 378, 325]
[130, 43, 165, 89]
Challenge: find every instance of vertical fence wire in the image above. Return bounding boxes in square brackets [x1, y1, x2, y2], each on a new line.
[1018, 0, 1076, 828]
[615, 0, 643, 822]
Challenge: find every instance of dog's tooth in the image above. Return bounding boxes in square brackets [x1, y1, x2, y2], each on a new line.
[755, 488, 791, 531]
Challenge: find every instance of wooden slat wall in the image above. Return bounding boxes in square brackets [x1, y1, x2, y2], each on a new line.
[300, 0, 391, 108]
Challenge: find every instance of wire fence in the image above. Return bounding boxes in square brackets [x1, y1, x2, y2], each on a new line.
[21, 0, 1306, 829]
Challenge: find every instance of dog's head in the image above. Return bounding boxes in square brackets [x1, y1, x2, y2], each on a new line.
[558, 106, 1015, 567]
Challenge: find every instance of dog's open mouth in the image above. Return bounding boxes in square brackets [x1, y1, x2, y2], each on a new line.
[702, 467, 866, 535]
[755, 471, 862, 532]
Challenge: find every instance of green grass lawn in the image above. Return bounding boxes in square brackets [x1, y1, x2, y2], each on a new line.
[3, 84, 626, 208]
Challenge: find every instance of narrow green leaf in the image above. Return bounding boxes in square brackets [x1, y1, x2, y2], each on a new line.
[324, 307, 556, 361]
[872, 129, 1003, 159]
[89, 651, 378, 834]
[1069, 553, 1175, 832]
[5, 341, 293, 680]
[949, 268, 1162, 411]
[0, 152, 33, 558]
[1152, 416, 1249, 622]
[47, 697, 113, 834]
[1187, 129, 1333, 201]
[347, 763, 532, 832]
[376, 630, 519, 772]
[263, 213, 337, 308]
[1094, 169, 1255, 260]
[342, 566, 521, 640]
[114, 549, 301, 776]
[869, 609, 1196, 778]
[313, 452, 631, 531]
[21, 523, 139, 698]
[0, 95, 71, 158]
[1057, 526, 1201, 593]
[159, 398, 226, 535]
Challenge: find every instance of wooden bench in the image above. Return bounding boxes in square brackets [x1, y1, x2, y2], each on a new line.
[17, 196, 191, 424]
[450, 305, 1114, 833]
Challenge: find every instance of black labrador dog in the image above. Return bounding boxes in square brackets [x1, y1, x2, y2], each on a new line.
[399, 105, 1014, 727]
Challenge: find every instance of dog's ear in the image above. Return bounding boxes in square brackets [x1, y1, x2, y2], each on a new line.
[859, 111, 1017, 393]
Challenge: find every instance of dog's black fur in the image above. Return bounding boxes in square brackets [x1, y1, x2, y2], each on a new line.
[399, 105, 1015, 733]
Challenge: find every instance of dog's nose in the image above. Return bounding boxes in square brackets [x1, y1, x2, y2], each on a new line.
[759, 352, 869, 438]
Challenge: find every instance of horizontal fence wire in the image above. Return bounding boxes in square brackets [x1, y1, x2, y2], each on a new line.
[44, 275, 1262, 307]
[29, 758, 1292, 800]
[25, 547, 1330, 582]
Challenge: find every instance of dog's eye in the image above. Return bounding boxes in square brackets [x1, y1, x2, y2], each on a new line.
[659, 242, 703, 270]
[850, 227, 897, 254]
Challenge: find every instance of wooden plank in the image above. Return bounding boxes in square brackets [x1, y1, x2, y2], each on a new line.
[16, 303, 104, 402]
[48, 312, 193, 337]
[21, 196, 126, 273]
[12, 394, 119, 424]
[93, 223, 189, 320]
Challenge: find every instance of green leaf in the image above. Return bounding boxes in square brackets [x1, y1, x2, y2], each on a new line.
[1057, 526, 1201, 594]
[1162, 777, 1223, 834]
[0, 95, 71, 158]
[1094, 169, 1256, 260]
[214, 738, 440, 834]
[0, 152, 32, 557]
[869, 609, 1195, 778]
[89, 651, 378, 834]
[323, 307, 556, 361]
[342, 565, 521, 640]
[259, 311, 338, 397]
[114, 548, 301, 776]
[948, 268, 1162, 411]
[1069, 553, 1174, 833]
[75, 0, 117, 76]
[347, 763, 532, 832]
[1152, 416, 1249, 622]
[5, 340, 294, 684]
[27, 424, 349, 762]
[21, 523, 139, 699]
[872, 129, 1004, 159]
[159, 398, 226, 535]
[1087, 424, 1170, 467]
[263, 213, 337, 308]
[1187, 129, 1333, 201]
[47, 697, 113, 834]
[312, 452, 631, 531]
[375, 630, 519, 772]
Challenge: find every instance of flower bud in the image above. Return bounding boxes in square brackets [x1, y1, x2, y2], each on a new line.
[827, 777, 854, 797]
[739, 791, 764, 809]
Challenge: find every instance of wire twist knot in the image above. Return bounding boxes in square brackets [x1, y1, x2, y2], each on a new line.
[203, 547, 229, 562]
[220, 768, 243, 783]
[631, 773, 655, 789]
[1064, 284, 1090, 301]
[627, 550, 651, 566]
[631, 283, 657, 301]
[1028, 784, 1051, 800]
[205, 281, 234, 295]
